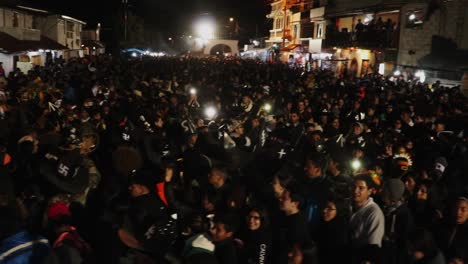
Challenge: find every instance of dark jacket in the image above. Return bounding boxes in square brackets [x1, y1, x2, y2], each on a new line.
[437, 222, 468, 263]
[315, 217, 349, 264]
[383, 203, 414, 264]
[214, 238, 238, 264]
[240, 228, 272, 264]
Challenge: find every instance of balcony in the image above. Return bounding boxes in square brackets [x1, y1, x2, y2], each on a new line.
[323, 28, 399, 50]
[0, 27, 41, 41]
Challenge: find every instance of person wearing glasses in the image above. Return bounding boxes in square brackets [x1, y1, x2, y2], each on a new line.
[239, 206, 272, 264]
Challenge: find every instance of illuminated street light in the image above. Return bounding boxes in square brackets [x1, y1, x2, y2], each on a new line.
[168, 37, 172, 41]
[204, 106, 217, 120]
[131, 52, 137, 57]
[189, 88, 197, 95]
[229, 17, 234, 22]
[409, 14, 416, 21]
[194, 19, 215, 40]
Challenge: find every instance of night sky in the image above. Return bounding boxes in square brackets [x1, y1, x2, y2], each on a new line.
[24, 0, 270, 37]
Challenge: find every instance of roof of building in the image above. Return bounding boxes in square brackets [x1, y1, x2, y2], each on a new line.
[0, 32, 68, 54]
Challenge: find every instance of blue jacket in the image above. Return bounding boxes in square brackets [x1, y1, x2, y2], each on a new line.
[0, 231, 50, 264]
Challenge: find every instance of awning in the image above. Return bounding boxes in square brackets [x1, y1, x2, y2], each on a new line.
[0, 32, 67, 54]
[82, 39, 105, 49]
[281, 44, 302, 52]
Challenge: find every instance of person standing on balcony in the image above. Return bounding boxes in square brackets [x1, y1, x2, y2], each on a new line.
[355, 19, 364, 43]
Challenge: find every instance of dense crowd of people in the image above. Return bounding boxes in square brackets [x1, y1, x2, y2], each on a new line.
[0, 55, 467, 264]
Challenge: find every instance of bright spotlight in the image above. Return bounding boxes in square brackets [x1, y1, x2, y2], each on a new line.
[229, 17, 234, 22]
[190, 88, 197, 95]
[131, 52, 137, 57]
[415, 70, 426, 83]
[204, 106, 217, 120]
[263, 103, 272, 112]
[409, 14, 416, 21]
[195, 20, 215, 40]
[351, 159, 362, 171]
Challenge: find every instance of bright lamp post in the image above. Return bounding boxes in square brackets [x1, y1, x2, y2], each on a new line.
[194, 20, 215, 40]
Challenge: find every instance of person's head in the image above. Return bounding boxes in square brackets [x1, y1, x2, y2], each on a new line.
[331, 117, 340, 129]
[242, 95, 251, 105]
[304, 153, 328, 179]
[187, 133, 198, 148]
[381, 179, 405, 206]
[415, 179, 432, 201]
[327, 154, 344, 175]
[234, 123, 244, 135]
[408, 228, 439, 261]
[394, 119, 403, 130]
[290, 111, 300, 124]
[322, 195, 345, 222]
[271, 171, 294, 198]
[154, 115, 164, 128]
[352, 122, 363, 136]
[455, 197, 468, 225]
[202, 192, 220, 213]
[298, 101, 306, 111]
[246, 206, 269, 231]
[353, 174, 378, 207]
[279, 183, 303, 215]
[434, 121, 445, 133]
[208, 167, 227, 189]
[128, 172, 153, 198]
[211, 214, 238, 242]
[401, 174, 417, 194]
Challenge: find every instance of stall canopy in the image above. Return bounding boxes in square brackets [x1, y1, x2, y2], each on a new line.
[0, 32, 67, 54]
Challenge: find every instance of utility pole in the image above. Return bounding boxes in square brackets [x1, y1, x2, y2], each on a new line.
[282, 0, 287, 48]
[123, 0, 128, 41]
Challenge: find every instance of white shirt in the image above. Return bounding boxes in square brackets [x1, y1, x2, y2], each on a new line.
[350, 197, 385, 248]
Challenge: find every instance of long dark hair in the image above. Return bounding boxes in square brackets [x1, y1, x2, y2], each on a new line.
[246, 205, 270, 230]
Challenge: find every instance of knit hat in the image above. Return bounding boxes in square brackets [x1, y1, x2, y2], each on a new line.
[382, 179, 405, 201]
[434, 156, 448, 173]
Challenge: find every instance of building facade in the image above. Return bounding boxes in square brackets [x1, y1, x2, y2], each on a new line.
[265, 0, 327, 62]
[0, 4, 87, 75]
[37, 15, 86, 59]
[266, 0, 468, 84]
